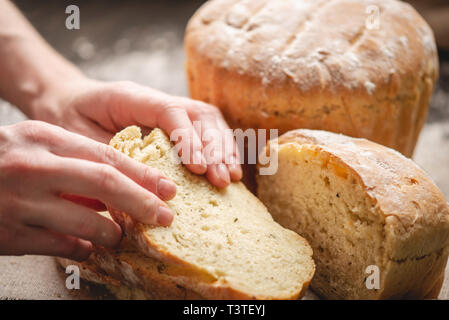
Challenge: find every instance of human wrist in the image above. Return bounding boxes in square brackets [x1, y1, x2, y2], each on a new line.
[25, 69, 88, 121]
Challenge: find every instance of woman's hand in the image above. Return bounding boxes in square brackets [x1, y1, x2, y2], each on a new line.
[30, 78, 242, 188]
[0, 0, 241, 189]
[0, 0, 241, 261]
[0, 120, 177, 261]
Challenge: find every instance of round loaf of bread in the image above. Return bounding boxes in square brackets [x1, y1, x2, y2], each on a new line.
[257, 129, 449, 299]
[185, 0, 439, 157]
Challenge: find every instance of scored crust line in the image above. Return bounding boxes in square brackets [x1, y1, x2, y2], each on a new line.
[241, 0, 270, 31]
[280, 0, 336, 57]
[344, 3, 385, 56]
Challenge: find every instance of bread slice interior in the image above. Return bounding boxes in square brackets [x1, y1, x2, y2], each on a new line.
[108, 126, 314, 299]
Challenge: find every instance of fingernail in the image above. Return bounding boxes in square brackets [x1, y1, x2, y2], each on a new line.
[228, 163, 243, 181]
[157, 206, 174, 226]
[157, 179, 176, 200]
[217, 163, 230, 184]
[195, 151, 207, 170]
[190, 150, 207, 174]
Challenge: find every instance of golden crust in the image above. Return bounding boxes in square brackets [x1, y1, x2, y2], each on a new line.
[57, 229, 310, 300]
[108, 208, 310, 300]
[258, 129, 449, 299]
[275, 129, 449, 261]
[185, 0, 438, 157]
[56, 242, 204, 300]
[56, 256, 120, 287]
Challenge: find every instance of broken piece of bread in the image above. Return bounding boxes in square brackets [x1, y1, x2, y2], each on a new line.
[257, 129, 449, 299]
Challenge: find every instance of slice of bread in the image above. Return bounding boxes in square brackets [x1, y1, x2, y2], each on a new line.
[107, 126, 314, 299]
[257, 129, 449, 299]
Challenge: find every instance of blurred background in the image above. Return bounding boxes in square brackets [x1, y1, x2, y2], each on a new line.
[0, 0, 448, 197]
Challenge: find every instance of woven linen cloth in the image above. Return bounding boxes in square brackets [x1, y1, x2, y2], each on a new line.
[0, 255, 111, 300]
[0, 254, 318, 300]
[1, 254, 448, 299]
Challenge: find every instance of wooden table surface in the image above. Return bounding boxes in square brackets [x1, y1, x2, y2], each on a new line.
[1, 0, 449, 299]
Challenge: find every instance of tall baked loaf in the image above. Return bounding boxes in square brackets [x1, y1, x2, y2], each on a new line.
[256, 129, 449, 299]
[185, 0, 438, 157]
[104, 126, 314, 299]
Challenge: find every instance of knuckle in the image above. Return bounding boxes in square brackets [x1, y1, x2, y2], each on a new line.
[20, 121, 51, 141]
[140, 167, 161, 189]
[1, 149, 56, 180]
[164, 104, 185, 117]
[177, 127, 193, 140]
[16, 120, 40, 131]
[59, 238, 82, 258]
[194, 102, 219, 117]
[203, 103, 219, 114]
[109, 81, 139, 96]
[20, 121, 64, 148]
[140, 197, 158, 222]
[1, 149, 35, 175]
[100, 145, 123, 167]
[96, 165, 119, 191]
[74, 219, 98, 241]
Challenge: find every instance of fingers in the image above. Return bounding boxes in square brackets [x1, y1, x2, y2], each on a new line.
[227, 159, 243, 182]
[196, 112, 230, 188]
[190, 103, 242, 187]
[45, 158, 174, 226]
[68, 117, 114, 144]
[21, 198, 122, 248]
[8, 121, 175, 226]
[96, 84, 241, 186]
[82, 84, 206, 175]
[47, 129, 176, 201]
[71, 80, 242, 188]
[61, 194, 107, 212]
[8, 226, 93, 262]
[205, 163, 229, 189]
[216, 116, 243, 182]
[157, 106, 207, 175]
[103, 86, 207, 175]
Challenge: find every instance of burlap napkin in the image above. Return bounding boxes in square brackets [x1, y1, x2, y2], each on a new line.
[1, 254, 448, 300]
[0, 255, 112, 300]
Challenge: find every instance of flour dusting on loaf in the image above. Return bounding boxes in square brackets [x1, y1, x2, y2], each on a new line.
[185, 0, 439, 157]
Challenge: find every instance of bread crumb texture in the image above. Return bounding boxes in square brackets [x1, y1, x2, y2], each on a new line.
[109, 126, 315, 299]
[257, 129, 449, 299]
